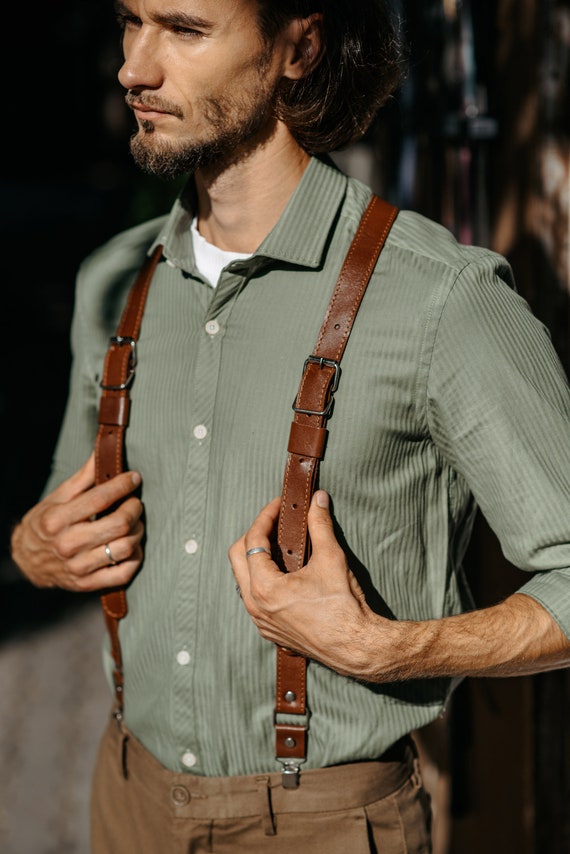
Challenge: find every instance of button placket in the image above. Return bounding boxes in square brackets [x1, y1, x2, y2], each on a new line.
[172, 281, 239, 774]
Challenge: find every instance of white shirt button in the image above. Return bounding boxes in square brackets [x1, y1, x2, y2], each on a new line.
[184, 539, 198, 555]
[193, 424, 208, 440]
[182, 752, 197, 769]
[176, 650, 191, 666]
[205, 319, 220, 335]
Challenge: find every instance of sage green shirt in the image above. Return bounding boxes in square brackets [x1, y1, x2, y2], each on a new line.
[45, 156, 570, 776]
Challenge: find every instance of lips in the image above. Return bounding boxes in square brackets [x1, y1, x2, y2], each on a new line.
[129, 100, 166, 117]
[131, 102, 164, 113]
[125, 92, 183, 121]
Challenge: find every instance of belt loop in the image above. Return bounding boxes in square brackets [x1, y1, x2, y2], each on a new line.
[255, 776, 276, 836]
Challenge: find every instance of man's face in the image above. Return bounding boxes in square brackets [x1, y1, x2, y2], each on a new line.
[116, 0, 287, 178]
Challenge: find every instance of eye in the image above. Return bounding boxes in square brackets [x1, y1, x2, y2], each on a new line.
[161, 13, 211, 40]
[115, 11, 140, 32]
[169, 23, 206, 40]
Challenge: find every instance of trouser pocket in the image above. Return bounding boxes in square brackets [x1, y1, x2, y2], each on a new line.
[363, 759, 433, 853]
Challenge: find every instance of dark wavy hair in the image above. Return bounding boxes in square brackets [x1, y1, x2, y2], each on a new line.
[257, 0, 408, 153]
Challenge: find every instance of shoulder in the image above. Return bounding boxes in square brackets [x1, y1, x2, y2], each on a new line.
[78, 214, 169, 283]
[339, 177, 518, 343]
[73, 215, 169, 332]
[388, 209, 518, 306]
[341, 175, 513, 288]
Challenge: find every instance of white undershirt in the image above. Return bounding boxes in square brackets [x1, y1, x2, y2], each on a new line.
[190, 217, 252, 288]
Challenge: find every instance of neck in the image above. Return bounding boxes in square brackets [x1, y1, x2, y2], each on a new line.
[194, 123, 310, 253]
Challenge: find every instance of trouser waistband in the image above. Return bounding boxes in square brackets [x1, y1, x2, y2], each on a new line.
[117, 720, 417, 821]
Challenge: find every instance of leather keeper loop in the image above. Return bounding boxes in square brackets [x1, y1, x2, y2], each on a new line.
[275, 724, 307, 760]
[287, 422, 327, 459]
[98, 396, 131, 427]
[276, 647, 307, 713]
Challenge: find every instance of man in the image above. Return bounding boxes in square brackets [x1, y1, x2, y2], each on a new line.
[10, 0, 570, 851]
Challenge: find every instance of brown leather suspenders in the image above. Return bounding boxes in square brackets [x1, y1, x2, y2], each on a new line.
[94, 195, 399, 773]
[95, 244, 163, 720]
[274, 195, 398, 784]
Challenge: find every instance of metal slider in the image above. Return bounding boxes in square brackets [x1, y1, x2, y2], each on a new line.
[100, 336, 138, 391]
[292, 356, 341, 417]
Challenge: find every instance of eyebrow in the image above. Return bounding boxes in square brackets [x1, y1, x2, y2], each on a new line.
[114, 0, 214, 31]
[153, 8, 214, 30]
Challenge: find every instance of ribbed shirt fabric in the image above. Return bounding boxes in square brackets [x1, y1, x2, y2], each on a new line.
[44, 156, 570, 777]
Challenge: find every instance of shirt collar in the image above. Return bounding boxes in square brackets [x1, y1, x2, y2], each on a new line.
[149, 155, 348, 273]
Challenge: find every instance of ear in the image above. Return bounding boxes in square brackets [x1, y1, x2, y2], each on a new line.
[282, 13, 324, 81]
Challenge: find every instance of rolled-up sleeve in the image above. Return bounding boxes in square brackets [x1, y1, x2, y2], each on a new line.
[425, 255, 570, 636]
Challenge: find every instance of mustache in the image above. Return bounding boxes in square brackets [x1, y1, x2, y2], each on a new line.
[125, 91, 184, 119]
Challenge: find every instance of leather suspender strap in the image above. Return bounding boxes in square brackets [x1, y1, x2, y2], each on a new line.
[91, 194, 397, 749]
[94, 244, 163, 718]
[275, 195, 399, 786]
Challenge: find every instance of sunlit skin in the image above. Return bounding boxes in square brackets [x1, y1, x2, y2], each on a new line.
[229, 491, 570, 682]
[116, 0, 322, 251]
[117, 0, 280, 175]
[9, 0, 324, 589]
[10, 0, 570, 687]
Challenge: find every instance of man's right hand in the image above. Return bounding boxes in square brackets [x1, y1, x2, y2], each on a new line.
[10, 452, 144, 593]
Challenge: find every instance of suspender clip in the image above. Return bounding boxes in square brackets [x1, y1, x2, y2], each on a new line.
[278, 761, 302, 789]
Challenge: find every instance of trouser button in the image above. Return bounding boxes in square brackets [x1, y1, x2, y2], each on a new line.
[171, 785, 190, 806]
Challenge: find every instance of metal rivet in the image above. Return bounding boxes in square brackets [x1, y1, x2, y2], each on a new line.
[284, 690, 296, 703]
[284, 737, 296, 748]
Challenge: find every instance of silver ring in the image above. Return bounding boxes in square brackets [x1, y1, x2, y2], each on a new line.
[104, 544, 118, 565]
[245, 546, 271, 557]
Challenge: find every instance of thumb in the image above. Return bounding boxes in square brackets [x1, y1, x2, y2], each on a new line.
[306, 490, 338, 551]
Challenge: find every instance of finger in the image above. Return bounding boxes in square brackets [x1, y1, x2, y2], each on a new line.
[82, 470, 142, 521]
[65, 526, 144, 583]
[46, 470, 142, 533]
[243, 497, 281, 555]
[98, 521, 145, 569]
[228, 535, 249, 594]
[229, 497, 281, 598]
[72, 547, 143, 593]
[51, 452, 97, 503]
[55, 499, 144, 564]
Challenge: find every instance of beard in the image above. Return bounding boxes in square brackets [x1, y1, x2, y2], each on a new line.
[128, 77, 278, 180]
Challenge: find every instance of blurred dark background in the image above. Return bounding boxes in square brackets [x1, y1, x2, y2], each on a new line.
[1, 1, 569, 852]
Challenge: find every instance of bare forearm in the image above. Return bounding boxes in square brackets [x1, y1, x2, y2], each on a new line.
[361, 593, 570, 683]
[231, 492, 570, 684]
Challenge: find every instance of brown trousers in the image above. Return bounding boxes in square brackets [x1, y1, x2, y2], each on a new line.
[91, 715, 432, 853]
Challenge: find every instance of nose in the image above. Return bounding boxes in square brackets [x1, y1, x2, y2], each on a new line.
[118, 27, 163, 91]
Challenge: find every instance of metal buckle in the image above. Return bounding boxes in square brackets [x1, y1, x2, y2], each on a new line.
[292, 356, 341, 417]
[100, 336, 137, 391]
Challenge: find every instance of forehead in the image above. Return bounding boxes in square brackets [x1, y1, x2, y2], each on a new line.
[122, 0, 260, 22]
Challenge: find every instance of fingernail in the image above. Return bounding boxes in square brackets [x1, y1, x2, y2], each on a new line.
[316, 490, 329, 508]
[131, 472, 142, 486]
